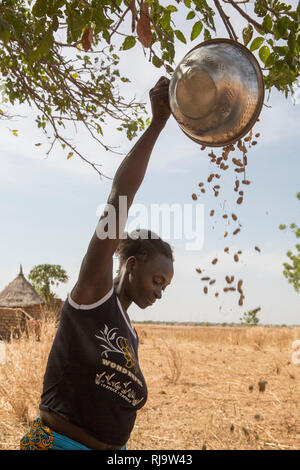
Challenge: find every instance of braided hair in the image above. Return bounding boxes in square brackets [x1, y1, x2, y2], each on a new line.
[114, 229, 174, 284]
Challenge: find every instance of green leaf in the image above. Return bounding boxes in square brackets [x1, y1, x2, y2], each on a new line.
[276, 16, 290, 38]
[262, 14, 272, 34]
[52, 16, 59, 32]
[273, 46, 288, 56]
[4, 14, 25, 39]
[33, 30, 54, 59]
[120, 36, 136, 50]
[0, 27, 11, 45]
[161, 11, 171, 29]
[152, 55, 163, 68]
[254, 0, 267, 18]
[250, 36, 264, 51]
[174, 30, 186, 44]
[166, 5, 177, 12]
[265, 52, 276, 67]
[67, 11, 85, 42]
[184, 0, 191, 7]
[259, 45, 270, 63]
[32, 0, 48, 18]
[191, 21, 203, 41]
[204, 29, 211, 41]
[253, 24, 265, 36]
[242, 24, 253, 47]
[273, 25, 281, 41]
[186, 11, 195, 20]
[288, 32, 296, 53]
[102, 30, 110, 43]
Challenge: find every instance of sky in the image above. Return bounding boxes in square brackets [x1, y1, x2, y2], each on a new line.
[0, 1, 299, 325]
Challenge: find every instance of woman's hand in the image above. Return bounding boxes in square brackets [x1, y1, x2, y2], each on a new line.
[149, 76, 171, 124]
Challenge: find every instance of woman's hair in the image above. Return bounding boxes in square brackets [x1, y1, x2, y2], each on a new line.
[114, 229, 174, 276]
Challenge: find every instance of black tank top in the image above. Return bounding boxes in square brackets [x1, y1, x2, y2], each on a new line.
[39, 286, 148, 446]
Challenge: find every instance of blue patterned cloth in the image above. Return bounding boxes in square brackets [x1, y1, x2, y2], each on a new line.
[20, 414, 126, 450]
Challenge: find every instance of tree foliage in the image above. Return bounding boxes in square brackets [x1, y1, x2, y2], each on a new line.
[28, 263, 69, 303]
[279, 192, 300, 293]
[240, 309, 260, 325]
[0, 0, 299, 174]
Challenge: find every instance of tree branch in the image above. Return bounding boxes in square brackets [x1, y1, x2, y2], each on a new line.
[109, 6, 131, 41]
[223, 0, 266, 34]
[214, 0, 238, 41]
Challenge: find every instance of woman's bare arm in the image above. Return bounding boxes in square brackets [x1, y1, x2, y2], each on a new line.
[72, 77, 171, 303]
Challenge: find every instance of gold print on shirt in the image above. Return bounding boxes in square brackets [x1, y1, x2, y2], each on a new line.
[119, 337, 138, 372]
[95, 370, 144, 407]
[95, 324, 138, 373]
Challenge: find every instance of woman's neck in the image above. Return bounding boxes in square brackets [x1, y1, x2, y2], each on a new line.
[113, 276, 132, 313]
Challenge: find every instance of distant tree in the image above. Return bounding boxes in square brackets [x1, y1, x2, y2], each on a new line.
[240, 309, 260, 325]
[279, 192, 300, 293]
[29, 264, 69, 303]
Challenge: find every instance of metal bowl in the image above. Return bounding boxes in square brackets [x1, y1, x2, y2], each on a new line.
[169, 38, 265, 147]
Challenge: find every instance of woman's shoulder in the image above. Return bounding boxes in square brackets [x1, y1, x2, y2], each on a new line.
[67, 283, 115, 311]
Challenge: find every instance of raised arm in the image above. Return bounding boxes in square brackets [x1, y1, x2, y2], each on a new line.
[71, 77, 171, 303]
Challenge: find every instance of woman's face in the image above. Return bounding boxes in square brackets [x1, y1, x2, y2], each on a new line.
[127, 253, 174, 309]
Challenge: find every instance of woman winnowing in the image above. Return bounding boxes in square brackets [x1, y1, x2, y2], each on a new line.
[20, 76, 174, 450]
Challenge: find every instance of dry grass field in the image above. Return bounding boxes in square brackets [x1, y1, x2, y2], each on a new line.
[0, 314, 299, 450]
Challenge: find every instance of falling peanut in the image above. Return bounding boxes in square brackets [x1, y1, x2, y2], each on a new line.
[252, 307, 261, 314]
[192, 132, 262, 307]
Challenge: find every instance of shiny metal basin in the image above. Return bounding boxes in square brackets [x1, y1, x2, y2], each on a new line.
[169, 38, 265, 147]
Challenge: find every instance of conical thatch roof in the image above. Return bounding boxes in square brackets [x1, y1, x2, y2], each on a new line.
[0, 265, 45, 307]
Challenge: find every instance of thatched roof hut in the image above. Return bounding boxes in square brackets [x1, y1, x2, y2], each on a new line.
[0, 265, 47, 340]
[0, 265, 45, 308]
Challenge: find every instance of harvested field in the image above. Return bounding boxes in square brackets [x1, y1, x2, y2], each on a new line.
[0, 318, 299, 450]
